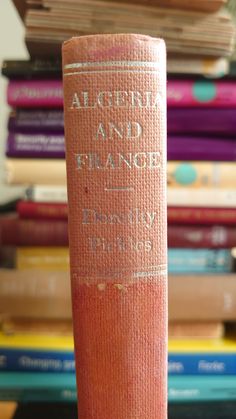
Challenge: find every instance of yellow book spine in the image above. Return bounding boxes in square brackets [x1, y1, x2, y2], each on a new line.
[5, 159, 66, 186]
[0, 332, 73, 350]
[16, 247, 69, 271]
[2, 333, 235, 353]
[169, 338, 236, 353]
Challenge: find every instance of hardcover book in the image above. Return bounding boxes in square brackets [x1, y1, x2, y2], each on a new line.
[2, 318, 72, 335]
[169, 274, 236, 321]
[168, 321, 224, 339]
[8, 110, 64, 134]
[168, 337, 236, 375]
[7, 80, 63, 108]
[167, 80, 236, 107]
[168, 109, 236, 136]
[0, 214, 68, 246]
[0, 269, 72, 320]
[5, 159, 66, 185]
[168, 249, 232, 274]
[63, 34, 168, 419]
[16, 247, 69, 270]
[167, 162, 236, 189]
[6, 133, 65, 159]
[168, 137, 236, 162]
[17, 201, 68, 220]
[168, 225, 236, 248]
[25, 185, 67, 203]
[168, 207, 236, 225]
[2, 58, 62, 79]
[168, 188, 236, 208]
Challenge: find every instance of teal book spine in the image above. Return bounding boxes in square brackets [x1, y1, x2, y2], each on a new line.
[168, 249, 232, 273]
[0, 372, 76, 402]
[0, 373, 236, 403]
[168, 376, 236, 402]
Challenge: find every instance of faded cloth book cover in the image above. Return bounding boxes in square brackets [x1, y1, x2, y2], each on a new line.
[62, 34, 167, 418]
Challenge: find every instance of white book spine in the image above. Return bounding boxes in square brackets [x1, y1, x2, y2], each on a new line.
[26, 186, 67, 203]
[168, 188, 236, 208]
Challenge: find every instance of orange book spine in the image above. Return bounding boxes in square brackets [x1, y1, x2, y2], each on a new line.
[63, 34, 167, 419]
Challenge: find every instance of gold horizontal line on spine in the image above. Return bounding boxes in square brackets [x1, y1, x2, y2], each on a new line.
[105, 187, 134, 192]
[134, 270, 167, 278]
[72, 265, 168, 280]
[64, 61, 160, 70]
[73, 264, 167, 272]
[77, 271, 168, 282]
[64, 70, 160, 76]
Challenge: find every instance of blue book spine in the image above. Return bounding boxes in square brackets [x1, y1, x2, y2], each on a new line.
[0, 349, 75, 373]
[2, 348, 236, 376]
[168, 353, 236, 375]
[168, 249, 232, 273]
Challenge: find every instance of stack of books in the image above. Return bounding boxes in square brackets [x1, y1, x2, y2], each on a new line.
[167, 80, 236, 279]
[2, 66, 68, 268]
[167, 71, 236, 405]
[2, 67, 236, 410]
[12, 0, 235, 77]
[0, 59, 75, 405]
[1, 0, 236, 417]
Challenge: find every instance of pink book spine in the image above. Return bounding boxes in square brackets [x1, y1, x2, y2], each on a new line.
[7, 80, 63, 108]
[8, 79, 236, 109]
[168, 80, 236, 107]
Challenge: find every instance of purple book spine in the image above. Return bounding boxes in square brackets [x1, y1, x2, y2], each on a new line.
[6, 133, 65, 158]
[7, 80, 63, 108]
[8, 110, 64, 134]
[168, 136, 236, 161]
[8, 108, 236, 136]
[168, 108, 236, 135]
[6, 133, 236, 161]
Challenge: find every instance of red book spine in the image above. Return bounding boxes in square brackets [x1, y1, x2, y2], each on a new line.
[0, 215, 68, 246]
[17, 201, 68, 220]
[168, 225, 236, 248]
[63, 35, 167, 419]
[168, 206, 236, 225]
